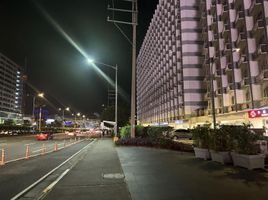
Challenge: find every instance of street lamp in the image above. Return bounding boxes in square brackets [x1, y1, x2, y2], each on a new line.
[59, 107, 70, 121]
[32, 92, 44, 132]
[87, 59, 118, 137]
[32, 92, 44, 119]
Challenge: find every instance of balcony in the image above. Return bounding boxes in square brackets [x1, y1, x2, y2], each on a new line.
[226, 62, 233, 72]
[225, 42, 232, 52]
[258, 44, 268, 55]
[222, 5, 229, 20]
[253, 19, 265, 32]
[236, 32, 247, 49]
[234, 0, 243, 10]
[238, 55, 248, 67]
[215, 69, 221, 78]
[249, 0, 263, 17]
[241, 77, 250, 87]
[257, 70, 268, 82]
[235, 11, 245, 28]
[216, 88, 222, 95]
[211, 3, 216, 15]
[223, 24, 230, 39]
[228, 83, 235, 91]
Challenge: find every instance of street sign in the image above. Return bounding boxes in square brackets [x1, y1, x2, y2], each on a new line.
[248, 109, 268, 118]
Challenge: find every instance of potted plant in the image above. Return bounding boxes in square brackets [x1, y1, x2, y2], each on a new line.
[192, 125, 212, 160]
[231, 124, 265, 170]
[210, 125, 233, 164]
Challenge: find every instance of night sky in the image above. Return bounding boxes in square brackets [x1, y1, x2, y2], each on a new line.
[0, 0, 158, 117]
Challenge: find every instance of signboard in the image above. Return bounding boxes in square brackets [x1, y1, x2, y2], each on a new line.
[248, 109, 268, 118]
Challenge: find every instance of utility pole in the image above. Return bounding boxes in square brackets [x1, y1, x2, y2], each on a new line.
[107, 0, 138, 138]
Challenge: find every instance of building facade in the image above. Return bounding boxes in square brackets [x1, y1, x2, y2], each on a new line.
[0, 53, 23, 123]
[137, 0, 268, 129]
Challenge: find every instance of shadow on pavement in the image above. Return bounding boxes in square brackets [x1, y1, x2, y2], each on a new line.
[180, 157, 268, 188]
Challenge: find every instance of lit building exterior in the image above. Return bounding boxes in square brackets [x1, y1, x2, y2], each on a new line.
[0, 53, 23, 123]
[137, 0, 205, 126]
[137, 0, 268, 130]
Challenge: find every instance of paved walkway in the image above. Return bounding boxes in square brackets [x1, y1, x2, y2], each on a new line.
[45, 139, 131, 200]
[45, 138, 268, 200]
[117, 146, 268, 200]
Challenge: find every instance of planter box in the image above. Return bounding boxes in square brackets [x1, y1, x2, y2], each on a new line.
[231, 152, 265, 170]
[194, 147, 211, 160]
[210, 150, 232, 164]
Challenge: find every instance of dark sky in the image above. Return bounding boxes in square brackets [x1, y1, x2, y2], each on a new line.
[0, 0, 158, 117]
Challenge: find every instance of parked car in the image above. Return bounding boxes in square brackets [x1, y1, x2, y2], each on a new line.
[166, 129, 192, 140]
[36, 132, 53, 140]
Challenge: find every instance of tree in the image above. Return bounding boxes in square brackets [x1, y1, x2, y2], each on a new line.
[4, 119, 15, 126]
[100, 104, 130, 127]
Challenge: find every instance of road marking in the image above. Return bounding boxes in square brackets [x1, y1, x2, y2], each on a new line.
[25, 143, 36, 146]
[10, 139, 95, 200]
[43, 169, 70, 193]
[3, 138, 87, 164]
[32, 149, 43, 153]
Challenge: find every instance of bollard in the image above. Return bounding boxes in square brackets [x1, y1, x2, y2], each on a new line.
[25, 144, 29, 159]
[54, 143, 58, 152]
[1, 148, 5, 165]
[42, 144, 45, 155]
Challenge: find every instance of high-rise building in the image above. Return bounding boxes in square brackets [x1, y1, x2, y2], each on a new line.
[137, 0, 268, 129]
[0, 53, 24, 123]
[137, 0, 204, 126]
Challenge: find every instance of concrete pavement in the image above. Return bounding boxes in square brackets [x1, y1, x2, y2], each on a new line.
[44, 138, 131, 200]
[44, 138, 268, 200]
[117, 147, 268, 200]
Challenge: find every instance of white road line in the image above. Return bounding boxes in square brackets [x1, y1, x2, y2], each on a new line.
[43, 169, 70, 193]
[25, 143, 36, 146]
[10, 139, 95, 200]
[3, 138, 87, 164]
[32, 149, 43, 153]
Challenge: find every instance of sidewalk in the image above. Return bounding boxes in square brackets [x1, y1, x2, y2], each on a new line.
[117, 146, 268, 200]
[45, 138, 131, 200]
[45, 138, 268, 200]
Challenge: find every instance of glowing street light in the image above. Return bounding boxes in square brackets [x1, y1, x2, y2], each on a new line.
[87, 58, 94, 64]
[87, 59, 118, 137]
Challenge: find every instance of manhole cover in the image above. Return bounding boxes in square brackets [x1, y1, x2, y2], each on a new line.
[103, 173, 125, 179]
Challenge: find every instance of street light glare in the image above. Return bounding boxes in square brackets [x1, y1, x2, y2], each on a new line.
[38, 93, 44, 98]
[87, 58, 94, 64]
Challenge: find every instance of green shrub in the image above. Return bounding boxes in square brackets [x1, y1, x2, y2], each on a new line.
[232, 124, 260, 155]
[191, 125, 212, 149]
[119, 126, 131, 138]
[210, 125, 234, 151]
[147, 126, 173, 139]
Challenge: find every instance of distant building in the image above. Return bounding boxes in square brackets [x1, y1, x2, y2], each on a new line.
[0, 53, 24, 123]
[137, 0, 268, 130]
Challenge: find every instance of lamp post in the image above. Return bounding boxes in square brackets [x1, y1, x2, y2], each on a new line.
[31, 92, 44, 131]
[87, 59, 118, 137]
[59, 107, 70, 128]
[32, 92, 44, 120]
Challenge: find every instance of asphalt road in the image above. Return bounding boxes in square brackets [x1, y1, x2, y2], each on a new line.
[0, 134, 79, 162]
[0, 139, 92, 200]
